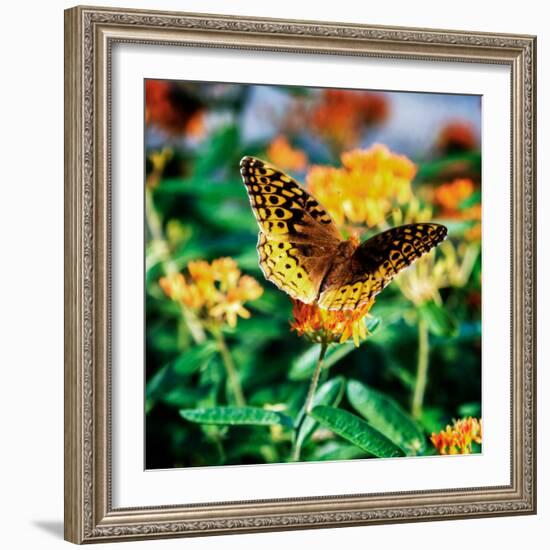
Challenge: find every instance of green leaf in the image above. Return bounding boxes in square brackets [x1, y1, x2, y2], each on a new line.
[308, 441, 372, 461]
[172, 341, 218, 375]
[179, 406, 294, 428]
[193, 124, 240, 177]
[310, 406, 404, 458]
[387, 364, 416, 390]
[414, 151, 481, 183]
[145, 341, 219, 411]
[295, 377, 346, 451]
[146, 359, 211, 412]
[418, 300, 458, 337]
[365, 315, 381, 334]
[347, 379, 425, 454]
[418, 407, 446, 434]
[156, 177, 244, 201]
[458, 402, 481, 418]
[289, 343, 356, 381]
[196, 356, 224, 408]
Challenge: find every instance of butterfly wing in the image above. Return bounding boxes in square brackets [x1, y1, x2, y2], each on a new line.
[318, 223, 448, 310]
[240, 156, 342, 303]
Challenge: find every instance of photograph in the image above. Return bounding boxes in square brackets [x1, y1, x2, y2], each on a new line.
[61, 4, 537, 543]
[144, 80, 483, 469]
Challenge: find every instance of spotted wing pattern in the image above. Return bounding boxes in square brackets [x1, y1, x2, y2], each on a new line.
[318, 223, 448, 310]
[240, 156, 342, 303]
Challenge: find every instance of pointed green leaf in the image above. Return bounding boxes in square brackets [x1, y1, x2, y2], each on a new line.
[172, 341, 218, 375]
[418, 300, 458, 337]
[310, 406, 404, 458]
[179, 406, 294, 428]
[347, 379, 425, 454]
[309, 441, 373, 461]
[295, 377, 346, 451]
[365, 315, 381, 334]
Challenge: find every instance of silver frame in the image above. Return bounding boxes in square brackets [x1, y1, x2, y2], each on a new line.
[64, 5, 537, 543]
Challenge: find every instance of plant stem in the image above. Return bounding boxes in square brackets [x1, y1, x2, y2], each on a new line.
[304, 342, 329, 415]
[292, 342, 328, 462]
[145, 186, 165, 245]
[212, 327, 246, 407]
[412, 316, 429, 419]
[145, 186, 206, 343]
[180, 307, 207, 344]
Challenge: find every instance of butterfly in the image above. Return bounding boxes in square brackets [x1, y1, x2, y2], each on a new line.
[240, 156, 447, 311]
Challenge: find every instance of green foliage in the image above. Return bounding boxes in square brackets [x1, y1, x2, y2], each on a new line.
[310, 406, 405, 458]
[347, 379, 425, 454]
[146, 342, 219, 412]
[418, 300, 459, 337]
[180, 406, 294, 428]
[415, 152, 481, 183]
[289, 318, 380, 380]
[145, 81, 482, 468]
[308, 441, 371, 461]
[289, 343, 356, 381]
[295, 377, 346, 452]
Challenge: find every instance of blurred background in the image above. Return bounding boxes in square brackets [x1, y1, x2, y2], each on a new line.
[144, 80, 482, 469]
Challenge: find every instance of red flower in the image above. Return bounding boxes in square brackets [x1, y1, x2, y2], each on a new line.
[310, 89, 389, 150]
[145, 80, 205, 137]
[437, 121, 478, 154]
[431, 417, 482, 455]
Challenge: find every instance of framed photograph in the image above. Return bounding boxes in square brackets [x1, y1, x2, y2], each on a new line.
[64, 5, 537, 544]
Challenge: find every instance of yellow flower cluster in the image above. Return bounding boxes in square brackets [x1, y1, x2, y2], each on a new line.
[159, 258, 263, 328]
[290, 299, 375, 347]
[306, 144, 416, 228]
[431, 417, 482, 455]
[392, 198, 479, 306]
[267, 136, 308, 172]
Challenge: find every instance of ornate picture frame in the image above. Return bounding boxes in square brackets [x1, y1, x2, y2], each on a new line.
[64, 5, 536, 544]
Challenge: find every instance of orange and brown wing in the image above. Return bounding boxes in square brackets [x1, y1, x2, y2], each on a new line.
[318, 223, 447, 310]
[240, 156, 341, 303]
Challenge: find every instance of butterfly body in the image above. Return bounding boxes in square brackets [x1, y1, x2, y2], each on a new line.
[240, 156, 447, 311]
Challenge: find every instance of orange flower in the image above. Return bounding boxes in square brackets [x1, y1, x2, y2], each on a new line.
[184, 112, 206, 139]
[145, 80, 205, 137]
[465, 222, 482, 242]
[437, 121, 478, 154]
[267, 136, 308, 172]
[290, 299, 375, 347]
[431, 417, 482, 455]
[236, 275, 264, 302]
[159, 258, 263, 328]
[434, 178, 475, 215]
[306, 144, 416, 228]
[158, 272, 202, 310]
[310, 89, 388, 150]
[434, 178, 481, 241]
[210, 257, 240, 291]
